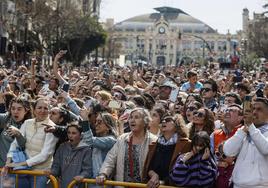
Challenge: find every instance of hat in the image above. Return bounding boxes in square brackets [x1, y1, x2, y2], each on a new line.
[112, 85, 125, 93]
[112, 85, 127, 100]
[160, 80, 176, 89]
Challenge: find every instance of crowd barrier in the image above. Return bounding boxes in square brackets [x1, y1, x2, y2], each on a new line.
[67, 179, 181, 188]
[0, 168, 58, 188]
[1, 168, 183, 188]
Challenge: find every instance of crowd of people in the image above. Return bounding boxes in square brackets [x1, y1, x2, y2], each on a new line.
[0, 50, 268, 188]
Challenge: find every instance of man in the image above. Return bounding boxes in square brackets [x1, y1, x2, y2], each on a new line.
[235, 83, 250, 102]
[149, 83, 160, 99]
[201, 79, 218, 111]
[158, 81, 175, 100]
[211, 104, 243, 188]
[180, 70, 203, 93]
[224, 92, 242, 106]
[224, 98, 268, 188]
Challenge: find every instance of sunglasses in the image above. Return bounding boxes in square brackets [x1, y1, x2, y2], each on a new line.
[193, 111, 205, 118]
[224, 108, 238, 113]
[187, 106, 197, 112]
[161, 118, 174, 123]
[202, 88, 212, 93]
[113, 92, 122, 98]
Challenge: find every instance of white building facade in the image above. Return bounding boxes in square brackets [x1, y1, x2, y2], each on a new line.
[108, 7, 239, 66]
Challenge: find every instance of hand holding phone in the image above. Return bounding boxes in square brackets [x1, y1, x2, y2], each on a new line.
[62, 83, 70, 92]
[243, 95, 253, 126]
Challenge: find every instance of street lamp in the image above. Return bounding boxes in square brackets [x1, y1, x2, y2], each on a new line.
[178, 32, 212, 65]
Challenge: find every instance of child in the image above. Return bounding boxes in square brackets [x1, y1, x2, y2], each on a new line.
[170, 131, 217, 188]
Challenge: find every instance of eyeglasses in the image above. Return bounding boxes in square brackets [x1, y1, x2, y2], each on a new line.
[201, 88, 212, 93]
[187, 106, 197, 112]
[161, 118, 174, 124]
[215, 150, 227, 159]
[193, 111, 205, 118]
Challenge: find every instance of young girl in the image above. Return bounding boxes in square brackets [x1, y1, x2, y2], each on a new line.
[170, 131, 217, 188]
[50, 123, 92, 188]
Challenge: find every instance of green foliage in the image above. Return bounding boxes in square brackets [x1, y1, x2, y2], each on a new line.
[240, 52, 261, 71]
[23, 0, 107, 64]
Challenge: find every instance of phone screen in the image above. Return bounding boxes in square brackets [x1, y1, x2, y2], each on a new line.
[62, 83, 70, 92]
[169, 88, 179, 103]
[243, 95, 252, 113]
[108, 100, 121, 109]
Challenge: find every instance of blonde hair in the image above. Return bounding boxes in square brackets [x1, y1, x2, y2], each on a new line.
[95, 90, 112, 101]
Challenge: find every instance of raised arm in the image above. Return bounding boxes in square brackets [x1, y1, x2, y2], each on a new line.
[53, 51, 67, 84]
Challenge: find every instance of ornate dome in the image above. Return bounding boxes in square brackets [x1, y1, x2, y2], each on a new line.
[114, 6, 216, 33]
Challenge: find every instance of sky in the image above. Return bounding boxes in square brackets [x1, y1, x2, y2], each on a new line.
[99, 0, 266, 34]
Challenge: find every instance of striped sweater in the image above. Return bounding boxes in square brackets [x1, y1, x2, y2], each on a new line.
[170, 152, 217, 188]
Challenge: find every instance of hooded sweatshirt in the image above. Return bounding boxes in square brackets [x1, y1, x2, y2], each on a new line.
[51, 141, 92, 188]
[0, 113, 26, 167]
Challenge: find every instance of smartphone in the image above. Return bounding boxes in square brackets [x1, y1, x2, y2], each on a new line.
[25, 74, 32, 79]
[1, 79, 8, 92]
[41, 123, 52, 128]
[138, 62, 143, 69]
[218, 95, 227, 111]
[169, 87, 179, 103]
[62, 83, 70, 92]
[103, 68, 110, 79]
[155, 69, 161, 74]
[84, 99, 93, 109]
[243, 95, 252, 113]
[62, 50, 67, 54]
[108, 100, 121, 109]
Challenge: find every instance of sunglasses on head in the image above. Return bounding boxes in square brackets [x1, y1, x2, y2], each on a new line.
[187, 106, 197, 112]
[193, 111, 205, 118]
[201, 88, 212, 93]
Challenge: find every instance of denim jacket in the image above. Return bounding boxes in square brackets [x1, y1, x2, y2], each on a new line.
[81, 121, 117, 178]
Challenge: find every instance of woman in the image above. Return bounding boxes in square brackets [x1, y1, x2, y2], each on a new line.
[182, 93, 203, 121]
[170, 131, 217, 188]
[80, 110, 118, 179]
[96, 108, 157, 184]
[3, 98, 58, 188]
[142, 113, 191, 187]
[49, 123, 92, 188]
[148, 106, 165, 136]
[185, 101, 203, 128]
[46, 106, 79, 150]
[0, 97, 32, 167]
[189, 107, 215, 140]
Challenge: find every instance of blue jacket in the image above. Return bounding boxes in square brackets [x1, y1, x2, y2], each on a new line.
[81, 121, 117, 178]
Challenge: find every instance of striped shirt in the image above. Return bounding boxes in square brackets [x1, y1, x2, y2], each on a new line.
[170, 153, 217, 188]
